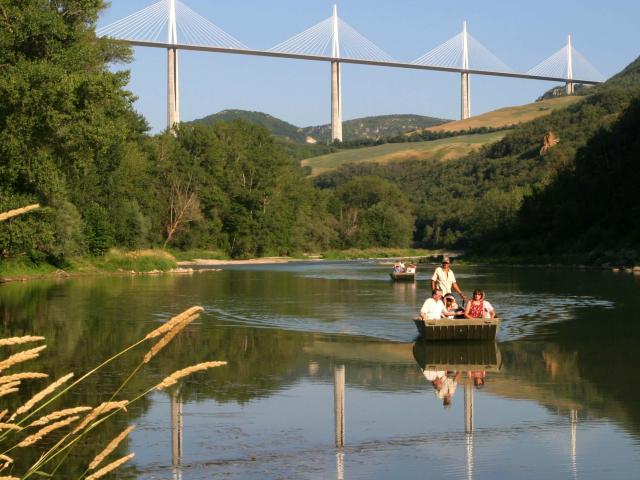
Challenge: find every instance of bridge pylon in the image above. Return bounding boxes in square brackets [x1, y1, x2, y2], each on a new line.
[167, 0, 180, 130]
[461, 21, 471, 120]
[331, 4, 343, 143]
[566, 35, 574, 95]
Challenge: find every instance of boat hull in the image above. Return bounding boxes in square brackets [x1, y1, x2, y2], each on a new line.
[414, 318, 499, 341]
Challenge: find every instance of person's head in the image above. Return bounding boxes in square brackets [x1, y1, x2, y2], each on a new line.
[443, 393, 452, 408]
[444, 294, 455, 306]
[472, 289, 485, 300]
[432, 288, 443, 299]
[441, 256, 451, 268]
[473, 377, 485, 388]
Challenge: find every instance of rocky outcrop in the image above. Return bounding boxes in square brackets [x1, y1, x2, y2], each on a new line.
[540, 131, 559, 155]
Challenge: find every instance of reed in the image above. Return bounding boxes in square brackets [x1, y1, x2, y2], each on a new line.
[72, 401, 128, 434]
[85, 453, 134, 480]
[10, 373, 73, 421]
[0, 453, 13, 471]
[0, 306, 227, 479]
[144, 310, 201, 363]
[88, 425, 135, 470]
[0, 373, 48, 385]
[156, 361, 228, 390]
[0, 336, 45, 347]
[0, 346, 46, 373]
[145, 306, 203, 340]
[29, 407, 92, 427]
[0, 204, 40, 223]
[18, 416, 79, 447]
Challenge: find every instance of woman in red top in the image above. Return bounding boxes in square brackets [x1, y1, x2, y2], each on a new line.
[464, 289, 495, 319]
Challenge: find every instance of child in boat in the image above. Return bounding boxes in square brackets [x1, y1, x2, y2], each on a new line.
[444, 294, 465, 318]
[405, 263, 416, 274]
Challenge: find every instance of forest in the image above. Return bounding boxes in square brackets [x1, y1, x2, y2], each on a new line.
[1, 0, 639, 268]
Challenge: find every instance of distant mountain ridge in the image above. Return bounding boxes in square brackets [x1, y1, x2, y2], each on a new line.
[192, 110, 450, 144]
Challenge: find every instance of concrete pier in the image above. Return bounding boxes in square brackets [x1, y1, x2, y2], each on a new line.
[461, 72, 471, 120]
[331, 61, 343, 142]
[167, 47, 180, 129]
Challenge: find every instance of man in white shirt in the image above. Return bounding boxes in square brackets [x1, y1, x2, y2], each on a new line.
[420, 288, 455, 321]
[431, 256, 467, 302]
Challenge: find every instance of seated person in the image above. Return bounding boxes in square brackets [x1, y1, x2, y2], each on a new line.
[464, 289, 497, 319]
[443, 294, 465, 318]
[405, 263, 416, 274]
[420, 288, 456, 321]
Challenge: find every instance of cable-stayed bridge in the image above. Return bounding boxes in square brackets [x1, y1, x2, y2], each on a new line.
[97, 0, 605, 140]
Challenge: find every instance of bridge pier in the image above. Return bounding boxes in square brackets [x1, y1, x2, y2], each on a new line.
[461, 72, 471, 120]
[167, 47, 180, 129]
[331, 60, 343, 142]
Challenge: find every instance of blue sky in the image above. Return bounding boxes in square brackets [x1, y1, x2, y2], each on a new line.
[97, 0, 640, 133]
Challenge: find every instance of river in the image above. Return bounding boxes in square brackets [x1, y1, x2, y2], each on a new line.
[1, 261, 639, 479]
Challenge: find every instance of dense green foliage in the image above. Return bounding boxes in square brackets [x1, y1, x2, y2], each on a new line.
[315, 56, 640, 261]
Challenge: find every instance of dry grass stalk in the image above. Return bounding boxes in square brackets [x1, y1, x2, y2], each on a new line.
[0, 336, 45, 347]
[144, 306, 203, 340]
[0, 204, 40, 222]
[0, 381, 20, 398]
[29, 406, 92, 427]
[0, 476, 19, 480]
[73, 401, 129, 433]
[156, 361, 227, 390]
[0, 410, 6, 422]
[88, 425, 135, 470]
[143, 311, 201, 364]
[0, 423, 22, 431]
[0, 346, 47, 373]
[0, 454, 14, 471]
[85, 453, 134, 480]
[0, 389, 19, 399]
[10, 372, 73, 421]
[18, 416, 79, 447]
[0, 372, 48, 385]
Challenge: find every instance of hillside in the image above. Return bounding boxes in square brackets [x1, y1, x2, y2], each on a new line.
[302, 131, 505, 176]
[192, 110, 449, 144]
[314, 55, 640, 259]
[303, 114, 449, 143]
[193, 110, 308, 143]
[422, 96, 582, 133]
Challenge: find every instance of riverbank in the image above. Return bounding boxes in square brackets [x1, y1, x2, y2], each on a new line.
[0, 248, 441, 283]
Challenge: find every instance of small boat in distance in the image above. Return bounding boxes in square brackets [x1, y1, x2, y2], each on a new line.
[390, 261, 416, 281]
[414, 317, 500, 341]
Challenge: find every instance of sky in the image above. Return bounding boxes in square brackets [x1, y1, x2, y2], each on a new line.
[97, 0, 640, 133]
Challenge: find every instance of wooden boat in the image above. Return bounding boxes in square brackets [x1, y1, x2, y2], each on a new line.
[414, 317, 499, 341]
[389, 272, 416, 281]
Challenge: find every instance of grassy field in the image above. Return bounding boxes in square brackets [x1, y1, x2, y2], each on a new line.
[302, 131, 505, 176]
[425, 96, 583, 133]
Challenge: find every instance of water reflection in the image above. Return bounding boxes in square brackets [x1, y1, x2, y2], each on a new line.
[171, 389, 183, 480]
[1, 263, 640, 478]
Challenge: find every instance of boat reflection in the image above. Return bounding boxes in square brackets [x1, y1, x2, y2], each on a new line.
[413, 341, 502, 480]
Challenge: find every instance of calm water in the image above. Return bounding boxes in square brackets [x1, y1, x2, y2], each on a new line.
[1, 262, 640, 479]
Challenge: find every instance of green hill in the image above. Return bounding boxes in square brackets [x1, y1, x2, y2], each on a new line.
[192, 110, 449, 144]
[303, 114, 449, 143]
[193, 110, 308, 143]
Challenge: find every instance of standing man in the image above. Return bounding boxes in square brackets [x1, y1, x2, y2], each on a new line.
[431, 256, 467, 302]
